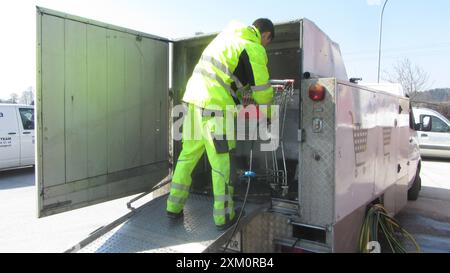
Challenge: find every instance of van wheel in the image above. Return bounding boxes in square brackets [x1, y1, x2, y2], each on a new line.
[408, 175, 421, 201]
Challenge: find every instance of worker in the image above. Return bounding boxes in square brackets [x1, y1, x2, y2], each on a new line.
[166, 18, 275, 230]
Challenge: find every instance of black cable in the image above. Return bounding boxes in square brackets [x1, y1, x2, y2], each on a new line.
[223, 139, 255, 253]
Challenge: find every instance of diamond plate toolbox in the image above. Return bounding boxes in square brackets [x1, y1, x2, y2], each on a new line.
[299, 78, 336, 227]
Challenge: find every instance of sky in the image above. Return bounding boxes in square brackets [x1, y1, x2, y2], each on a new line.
[0, 0, 449, 100]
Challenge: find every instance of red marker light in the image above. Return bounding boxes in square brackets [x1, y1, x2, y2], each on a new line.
[309, 84, 326, 101]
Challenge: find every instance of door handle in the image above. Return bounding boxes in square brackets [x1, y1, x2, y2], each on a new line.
[23, 132, 31, 135]
[8, 132, 17, 135]
[421, 134, 428, 137]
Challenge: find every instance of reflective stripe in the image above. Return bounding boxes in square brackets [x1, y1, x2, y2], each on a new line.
[214, 195, 229, 202]
[201, 56, 244, 90]
[224, 185, 230, 222]
[194, 68, 239, 103]
[234, 79, 244, 89]
[168, 196, 187, 205]
[171, 182, 190, 192]
[201, 56, 230, 77]
[251, 83, 272, 92]
[214, 207, 233, 216]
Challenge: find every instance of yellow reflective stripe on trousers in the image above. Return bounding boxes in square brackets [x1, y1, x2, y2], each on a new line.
[214, 195, 232, 202]
[168, 196, 187, 205]
[170, 182, 190, 192]
[251, 83, 272, 92]
[214, 207, 233, 217]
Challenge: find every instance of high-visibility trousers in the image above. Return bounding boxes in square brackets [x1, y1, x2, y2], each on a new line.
[167, 104, 236, 226]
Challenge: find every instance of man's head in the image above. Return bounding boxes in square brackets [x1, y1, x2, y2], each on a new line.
[252, 18, 275, 47]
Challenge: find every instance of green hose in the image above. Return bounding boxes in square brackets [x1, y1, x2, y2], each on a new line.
[359, 204, 420, 253]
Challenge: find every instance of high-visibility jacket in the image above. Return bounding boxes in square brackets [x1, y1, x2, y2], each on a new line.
[182, 21, 274, 111]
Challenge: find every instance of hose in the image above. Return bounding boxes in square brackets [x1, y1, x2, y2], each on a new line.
[359, 204, 420, 253]
[223, 138, 255, 253]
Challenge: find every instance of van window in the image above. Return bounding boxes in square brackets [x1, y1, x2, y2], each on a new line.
[430, 116, 449, 133]
[19, 108, 34, 130]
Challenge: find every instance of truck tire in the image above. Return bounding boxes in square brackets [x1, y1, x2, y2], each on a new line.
[408, 175, 421, 201]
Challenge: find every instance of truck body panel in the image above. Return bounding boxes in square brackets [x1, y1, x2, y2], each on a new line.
[36, 7, 170, 217]
[301, 19, 348, 81]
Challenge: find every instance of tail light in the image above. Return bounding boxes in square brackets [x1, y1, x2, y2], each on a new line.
[309, 84, 326, 101]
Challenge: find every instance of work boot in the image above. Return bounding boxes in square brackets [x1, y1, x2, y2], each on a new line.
[216, 207, 245, 231]
[167, 210, 184, 220]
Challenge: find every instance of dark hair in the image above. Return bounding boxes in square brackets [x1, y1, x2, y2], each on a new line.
[253, 18, 275, 40]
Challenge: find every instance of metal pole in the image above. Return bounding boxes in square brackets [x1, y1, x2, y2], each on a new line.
[377, 0, 389, 83]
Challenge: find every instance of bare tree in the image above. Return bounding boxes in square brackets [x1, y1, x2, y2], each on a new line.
[384, 58, 430, 101]
[10, 93, 19, 104]
[20, 86, 35, 105]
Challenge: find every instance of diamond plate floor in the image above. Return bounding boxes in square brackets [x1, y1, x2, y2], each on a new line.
[78, 194, 267, 253]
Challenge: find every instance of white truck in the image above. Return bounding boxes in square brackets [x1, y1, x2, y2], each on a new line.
[0, 104, 35, 171]
[36, 7, 423, 253]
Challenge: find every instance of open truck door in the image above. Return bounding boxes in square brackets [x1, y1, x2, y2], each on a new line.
[36, 7, 170, 217]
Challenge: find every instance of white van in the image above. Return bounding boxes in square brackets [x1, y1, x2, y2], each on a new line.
[0, 104, 35, 171]
[413, 107, 450, 158]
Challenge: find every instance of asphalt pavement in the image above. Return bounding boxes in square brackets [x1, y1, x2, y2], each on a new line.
[396, 158, 450, 253]
[0, 167, 138, 252]
[0, 158, 449, 253]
